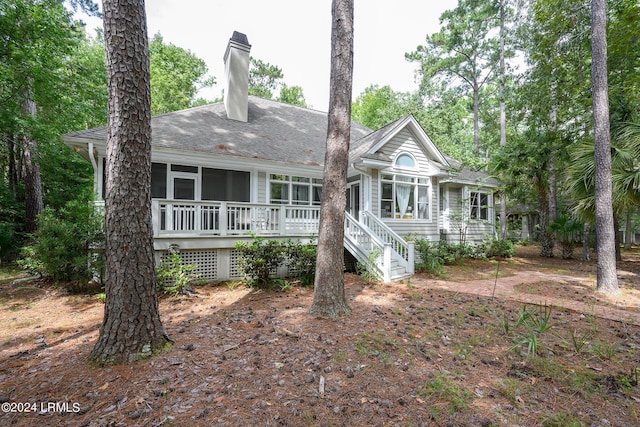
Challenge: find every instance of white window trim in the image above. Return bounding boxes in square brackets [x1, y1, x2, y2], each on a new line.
[379, 172, 432, 221]
[468, 190, 492, 222]
[393, 152, 419, 171]
[169, 169, 201, 201]
[268, 174, 322, 206]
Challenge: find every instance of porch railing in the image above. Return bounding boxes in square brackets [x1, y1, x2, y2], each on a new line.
[360, 211, 414, 274]
[151, 200, 320, 237]
[344, 211, 389, 281]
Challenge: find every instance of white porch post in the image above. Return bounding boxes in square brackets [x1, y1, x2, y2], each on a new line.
[166, 202, 173, 232]
[151, 200, 159, 236]
[383, 243, 392, 283]
[279, 207, 286, 235]
[407, 241, 415, 275]
[220, 202, 228, 236]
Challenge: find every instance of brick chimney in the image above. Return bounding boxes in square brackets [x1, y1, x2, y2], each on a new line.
[223, 31, 251, 122]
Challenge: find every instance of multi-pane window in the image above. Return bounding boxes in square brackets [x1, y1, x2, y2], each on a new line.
[380, 174, 430, 219]
[269, 175, 322, 205]
[469, 192, 489, 220]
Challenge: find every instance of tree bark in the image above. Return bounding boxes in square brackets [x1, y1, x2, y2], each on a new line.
[536, 177, 554, 257]
[20, 87, 43, 233]
[582, 222, 591, 261]
[591, 0, 619, 294]
[614, 215, 621, 262]
[624, 210, 632, 250]
[498, 0, 508, 240]
[309, 0, 353, 318]
[90, 0, 171, 365]
[473, 82, 480, 154]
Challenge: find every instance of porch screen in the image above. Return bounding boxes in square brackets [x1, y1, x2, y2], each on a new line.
[201, 168, 250, 202]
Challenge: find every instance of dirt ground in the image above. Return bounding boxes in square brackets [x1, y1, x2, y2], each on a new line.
[0, 245, 639, 427]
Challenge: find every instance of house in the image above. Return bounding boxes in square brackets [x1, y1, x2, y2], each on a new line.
[63, 31, 498, 283]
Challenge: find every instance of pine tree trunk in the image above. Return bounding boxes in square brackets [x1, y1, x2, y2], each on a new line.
[614, 215, 621, 262]
[309, 0, 353, 318]
[20, 89, 43, 233]
[498, 0, 507, 240]
[536, 177, 554, 257]
[473, 83, 480, 154]
[582, 222, 591, 261]
[591, 0, 619, 294]
[624, 210, 632, 250]
[90, 0, 171, 365]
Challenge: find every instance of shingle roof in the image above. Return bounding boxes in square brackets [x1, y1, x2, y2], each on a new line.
[348, 116, 406, 163]
[63, 96, 498, 186]
[64, 96, 372, 166]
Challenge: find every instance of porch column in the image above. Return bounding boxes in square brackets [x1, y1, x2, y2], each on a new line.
[383, 243, 392, 283]
[220, 202, 228, 236]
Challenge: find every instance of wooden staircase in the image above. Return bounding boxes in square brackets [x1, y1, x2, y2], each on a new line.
[344, 211, 414, 282]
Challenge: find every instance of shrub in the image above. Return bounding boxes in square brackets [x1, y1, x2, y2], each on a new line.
[0, 184, 24, 262]
[356, 249, 382, 284]
[284, 238, 317, 286]
[235, 235, 286, 288]
[235, 235, 319, 289]
[18, 200, 104, 292]
[485, 238, 514, 258]
[0, 221, 18, 262]
[550, 214, 582, 259]
[414, 240, 485, 274]
[155, 252, 201, 295]
[414, 239, 445, 274]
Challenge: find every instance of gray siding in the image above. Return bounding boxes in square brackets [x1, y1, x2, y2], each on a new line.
[257, 171, 267, 203]
[378, 129, 432, 170]
[371, 169, 379, 214]
[442, 186, 495, 244]
[371, 128, 441, 240]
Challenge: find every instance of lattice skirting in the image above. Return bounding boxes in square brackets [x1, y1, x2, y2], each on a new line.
[157, 248, 246, 282]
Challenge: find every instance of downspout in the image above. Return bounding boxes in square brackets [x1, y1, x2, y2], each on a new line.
[88, 142, 99, 197]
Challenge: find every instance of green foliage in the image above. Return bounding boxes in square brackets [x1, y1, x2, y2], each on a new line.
[352, 85, 422, 129]
[278, 84, 307, 107]
[248, 57, 284, 100]
[0, 222, 17, 261]
[18, 199, 104, 291]
[406, 0, 503, 156]
[0, 182, 23, 261]
[485, 238, 514, 258]
[549, 214, 582, 259]
[155, 252, 202, 296]
[414, 239, 485, 274]
[414, 239, 445, 274]
[284, 238, 317, 286]
[540, 412, 585, 427]
[235, 236, 286, 288]
[355, 249, 382, 284]
[235, 235, 316, 289]
[506, 304, 554, 356]
[149, 33, 215, 115]
[417, 372, 473, 415]
[560, 329, 594, 354]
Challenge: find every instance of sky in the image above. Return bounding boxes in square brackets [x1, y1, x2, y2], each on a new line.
[81, 0, 458, 112]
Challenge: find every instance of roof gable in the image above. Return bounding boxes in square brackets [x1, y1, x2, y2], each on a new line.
[350, 115, 450, 168]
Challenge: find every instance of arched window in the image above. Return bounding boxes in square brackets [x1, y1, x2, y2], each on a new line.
[395, 153, 416, 169]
